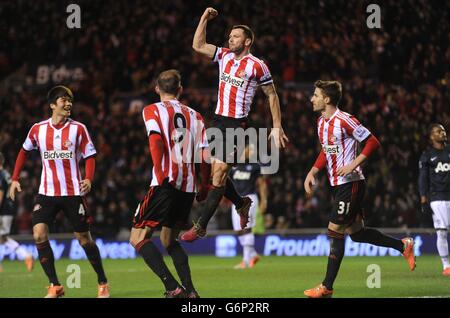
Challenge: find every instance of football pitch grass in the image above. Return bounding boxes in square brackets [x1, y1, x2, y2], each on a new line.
[1, 255, 449, 298]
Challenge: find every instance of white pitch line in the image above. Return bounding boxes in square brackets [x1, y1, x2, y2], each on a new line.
[403, 295, 450, 298]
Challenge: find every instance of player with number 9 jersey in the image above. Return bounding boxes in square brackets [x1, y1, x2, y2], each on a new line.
[130, 70, 209, 298]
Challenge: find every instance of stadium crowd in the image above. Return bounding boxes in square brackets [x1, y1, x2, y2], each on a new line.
[0, 0, 449, 237]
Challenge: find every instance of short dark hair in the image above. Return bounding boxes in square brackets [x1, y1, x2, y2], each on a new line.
[156, 69, 181, 95]
[428, 123, 444, 137]
[231, 25, 255, 46]
[314, 80, 342, 106]
[0, 152, 4, 165]
[47, 85, 74, 104]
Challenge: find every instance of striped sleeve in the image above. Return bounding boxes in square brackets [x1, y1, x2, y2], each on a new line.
[195, 113, 209, 149]
[341, 115, 371, 142]
[255, 60, 273, 86]
[22, 124, 39, 151]
[213, 47, 230, 63]
[77, 124, 97, 158]
[143, 105, 161, 136]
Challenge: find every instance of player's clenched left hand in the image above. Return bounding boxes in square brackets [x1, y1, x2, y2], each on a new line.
[336, 164, 356, 177]
[268, 127, 289, 149]
[80, 179, 92, 195]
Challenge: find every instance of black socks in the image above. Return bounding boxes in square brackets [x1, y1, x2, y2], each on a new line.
[323, 230, 345, 290]
[82, 241, 108, 284]
[198, 186, 225, 229]
[36, 241, 60, 285]
[167, 241, 195, 293]
[350, 227, 404, 253]
[135, 239, 178, 291]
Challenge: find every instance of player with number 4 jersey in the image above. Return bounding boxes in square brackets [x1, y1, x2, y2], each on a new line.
[9, 85, 109, 298]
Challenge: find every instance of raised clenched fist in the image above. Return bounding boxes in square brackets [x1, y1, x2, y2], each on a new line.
[202, 7, 218, 21]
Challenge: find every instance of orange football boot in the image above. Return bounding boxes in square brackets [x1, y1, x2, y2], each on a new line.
[97, 283, 110, 298]
[401, 237, 416, 271]
[304, 284, 333, 298]
[249, 255, 260, 268]
[45, 284, 65, 298]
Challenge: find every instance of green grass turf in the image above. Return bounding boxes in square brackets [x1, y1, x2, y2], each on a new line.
[0, 255, 449, 298]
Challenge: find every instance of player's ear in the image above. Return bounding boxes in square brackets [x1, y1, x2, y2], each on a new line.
[155, 85, 160, 95]
[245, 38, 252, 47]
[177, 85, 183, 98]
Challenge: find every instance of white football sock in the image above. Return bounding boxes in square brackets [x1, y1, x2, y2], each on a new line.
[238, 233, 256, 265]
[436, 230, 449, 269]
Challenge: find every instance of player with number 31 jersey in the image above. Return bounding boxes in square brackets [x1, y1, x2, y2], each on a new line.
[303, 80, 416, 298]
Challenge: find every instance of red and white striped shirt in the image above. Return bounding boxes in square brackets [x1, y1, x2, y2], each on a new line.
[317, 109, 371, 186]
[213, 47, 273, 118]
[22, 118, 96, 196]
[143, 99, 208, 193]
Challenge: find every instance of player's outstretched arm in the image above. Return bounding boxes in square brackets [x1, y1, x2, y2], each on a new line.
[9, 148, 28, 201]
[192, 7, 218, 59]
[262, 84, 289, 149]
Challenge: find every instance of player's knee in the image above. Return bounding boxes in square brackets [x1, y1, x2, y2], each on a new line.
[327, 228, 345, 240]
[79, 239, 94, 247]
[33, 231, 48, 243]
[160, 236, 174, 250]
[33, 224, 49, 243]
[77, 234, 93, 246]
[212, 165, 229, 186]
[129, 236, 140, 248]
[212, 177, 227, 187]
